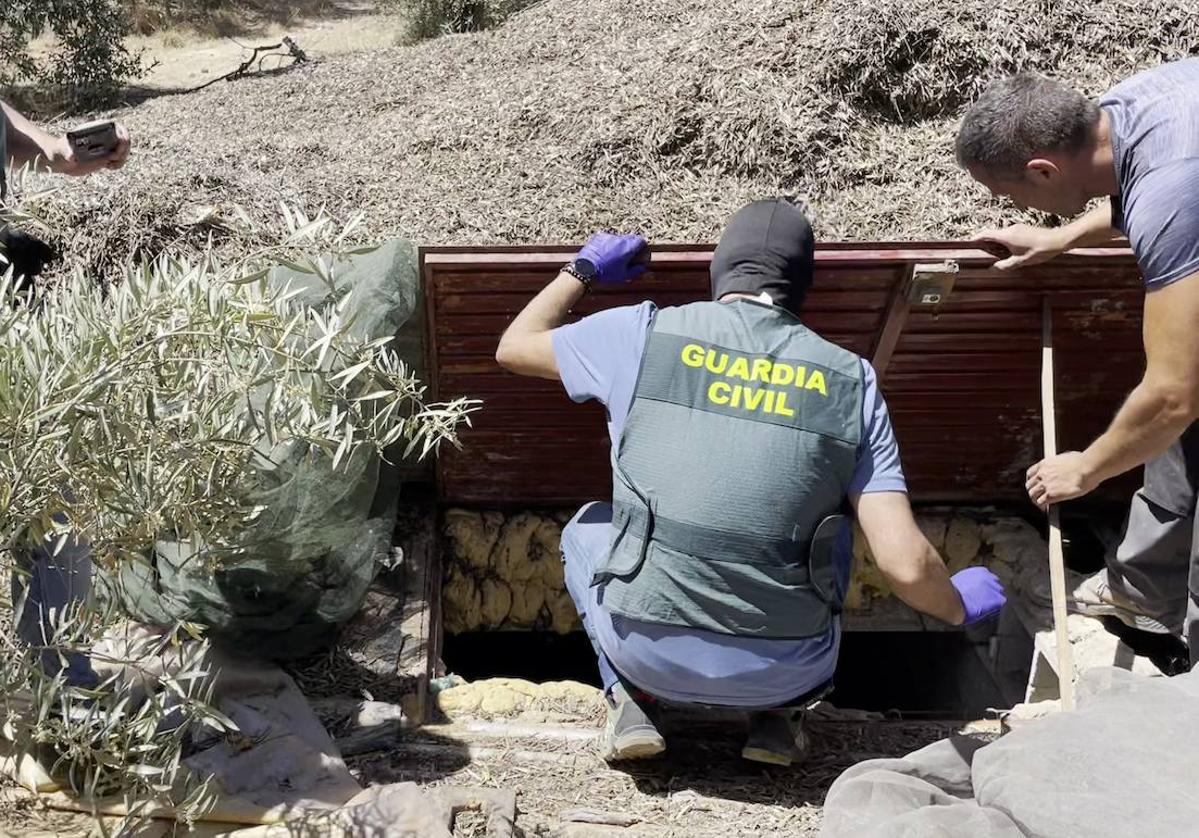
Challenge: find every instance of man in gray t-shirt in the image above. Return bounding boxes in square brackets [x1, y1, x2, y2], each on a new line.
[955, 60, 1199, 667]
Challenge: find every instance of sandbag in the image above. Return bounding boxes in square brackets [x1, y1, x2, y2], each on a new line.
[440, 507, 1029, 634]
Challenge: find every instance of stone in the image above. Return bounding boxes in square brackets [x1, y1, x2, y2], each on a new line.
[437, 678, 602, 720]
[944, 516, 982, 571]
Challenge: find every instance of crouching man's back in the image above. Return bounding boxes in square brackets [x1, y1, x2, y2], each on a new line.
[497, 200, 1005, 766]
[605, 294, 862, 639]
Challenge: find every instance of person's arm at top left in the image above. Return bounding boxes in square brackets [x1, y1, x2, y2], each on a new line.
[495, 232, 649, 381]
[2, 101, 130, 177]
[1029, 170, 1199, 509]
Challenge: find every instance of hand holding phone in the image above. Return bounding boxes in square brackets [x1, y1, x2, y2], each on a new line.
[66, 121, 120, 161]
[61, 120, 131, 177]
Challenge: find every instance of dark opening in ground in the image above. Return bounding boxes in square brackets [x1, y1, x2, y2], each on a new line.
[442, 629, 1007, 719]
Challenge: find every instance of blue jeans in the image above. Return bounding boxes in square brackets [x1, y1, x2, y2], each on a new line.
[562, 502, 837, 710]
[561, 502, 623, 696]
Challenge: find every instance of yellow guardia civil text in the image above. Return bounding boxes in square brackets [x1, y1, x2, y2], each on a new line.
[680, 343, 828, 418]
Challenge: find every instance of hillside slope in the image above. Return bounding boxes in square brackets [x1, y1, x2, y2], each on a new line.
[24, 0, 1199, 276]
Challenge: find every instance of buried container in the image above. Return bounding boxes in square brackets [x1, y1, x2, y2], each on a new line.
[413, 241, 1162, 722]
[436, 505, 1108, 719]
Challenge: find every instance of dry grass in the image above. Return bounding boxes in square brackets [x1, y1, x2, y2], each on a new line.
[123, 0, 372, 38]
[19, 0, 1199, 283]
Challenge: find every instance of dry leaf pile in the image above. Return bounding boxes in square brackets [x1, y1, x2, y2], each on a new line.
[20, 0, 1199, 281]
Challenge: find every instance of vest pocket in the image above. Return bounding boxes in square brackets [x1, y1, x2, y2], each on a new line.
[603, 537, 833, 639]
[807, 514, 848, 608]
[594, 499, 653, 582]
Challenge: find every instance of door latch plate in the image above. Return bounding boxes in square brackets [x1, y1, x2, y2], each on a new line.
[908, 261, 959, 306]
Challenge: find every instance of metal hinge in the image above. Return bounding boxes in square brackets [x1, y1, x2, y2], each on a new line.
[907, 260, 959, 307]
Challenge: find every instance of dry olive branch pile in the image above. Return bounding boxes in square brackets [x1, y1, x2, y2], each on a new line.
[0, 201, 478, 828]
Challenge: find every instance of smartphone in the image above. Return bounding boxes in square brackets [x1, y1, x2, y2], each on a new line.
[66, 120, 119, 161]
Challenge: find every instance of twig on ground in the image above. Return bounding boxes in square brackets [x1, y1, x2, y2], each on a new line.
[185, 37, 310, 94]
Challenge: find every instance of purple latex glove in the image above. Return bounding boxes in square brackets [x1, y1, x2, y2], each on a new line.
[575, 232, 649, 284]
[950, 566, 1006, 625]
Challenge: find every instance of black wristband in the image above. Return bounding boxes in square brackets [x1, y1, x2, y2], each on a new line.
[562, 261, 593, 292]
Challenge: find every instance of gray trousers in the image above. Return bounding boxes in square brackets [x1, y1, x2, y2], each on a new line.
[1107, 421, 1199, 667]
[10, 535, 97, 686]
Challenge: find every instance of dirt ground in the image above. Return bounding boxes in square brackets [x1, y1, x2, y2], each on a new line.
[350, 714, 991, 837]
[0, 715, 991, 836]
[27, 1, 399, 96]
[0, 777, 95, 838]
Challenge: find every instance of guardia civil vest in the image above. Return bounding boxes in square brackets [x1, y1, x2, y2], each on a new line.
[595, 299, 864, 639]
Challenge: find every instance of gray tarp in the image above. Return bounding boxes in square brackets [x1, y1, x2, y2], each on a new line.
[822, 667, 1199, 838]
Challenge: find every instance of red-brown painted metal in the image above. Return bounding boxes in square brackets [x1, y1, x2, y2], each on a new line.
[423, 243, 1145, 507]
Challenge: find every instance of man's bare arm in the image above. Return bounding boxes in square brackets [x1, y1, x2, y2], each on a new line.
[2, 102, 131, 177]
[496, 233, 649, 381]
[3, 102, 71, 172]
[1029, 272, 1199, 507]
[852, 491, 966, 625]
[1054, 201, 1124, 248]
[494, 271, 587, 381]
[976, 202, 1122, 271]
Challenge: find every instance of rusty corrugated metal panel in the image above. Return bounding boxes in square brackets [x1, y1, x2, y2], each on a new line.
[424, 243, 1144, 506]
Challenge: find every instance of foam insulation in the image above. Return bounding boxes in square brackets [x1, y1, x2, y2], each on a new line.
[442, 510, 580, 634]
[442, 508, 1046, 632]
[436, 677, 603, 720]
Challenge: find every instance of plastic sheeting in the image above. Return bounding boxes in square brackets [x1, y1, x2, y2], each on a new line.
[821, 667, 1199, 838]
[4, 623, 453, 837]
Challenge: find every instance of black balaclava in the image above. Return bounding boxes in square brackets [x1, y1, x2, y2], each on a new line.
[709, 199, 815, 317]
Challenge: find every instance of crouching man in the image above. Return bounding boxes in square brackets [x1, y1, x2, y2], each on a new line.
[495, 200, 1005, 765]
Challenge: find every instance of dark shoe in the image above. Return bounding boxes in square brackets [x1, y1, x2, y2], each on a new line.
[600, 683, 666, 762]
[742, 708, 809, 766]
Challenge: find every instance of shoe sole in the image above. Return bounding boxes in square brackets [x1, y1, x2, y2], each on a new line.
[740, 746, 795, 767]
[1069, 602, 1171, 634]
[602, 733, 666, 762]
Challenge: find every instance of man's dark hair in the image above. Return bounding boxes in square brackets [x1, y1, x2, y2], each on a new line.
[0, 227, 57, 292]
[956, 72, 1100, 178]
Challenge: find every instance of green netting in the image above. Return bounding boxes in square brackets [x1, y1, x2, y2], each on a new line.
[117, 238, 422, 658]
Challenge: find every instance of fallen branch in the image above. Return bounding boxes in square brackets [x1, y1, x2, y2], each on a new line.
[562, 809, 641, 827]
[336, 721, 403, 757]
[185, 37, 309, 94]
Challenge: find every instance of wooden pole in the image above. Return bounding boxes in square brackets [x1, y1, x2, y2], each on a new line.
[870, 265, 914, 380]
[1041, 298, 1077, 710]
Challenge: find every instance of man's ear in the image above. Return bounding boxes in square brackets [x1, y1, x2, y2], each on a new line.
[1025, 158, 1060, 183]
